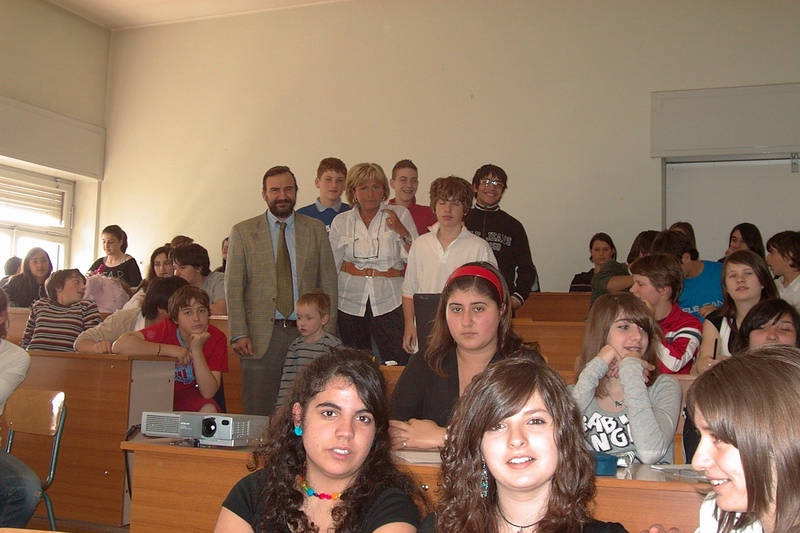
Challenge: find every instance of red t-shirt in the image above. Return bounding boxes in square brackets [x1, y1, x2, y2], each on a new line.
[140, 320, 228, 393]
[389, 197, 437, 235]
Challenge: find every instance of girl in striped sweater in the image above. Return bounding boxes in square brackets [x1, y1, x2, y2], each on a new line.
[22, 269, 101, 352]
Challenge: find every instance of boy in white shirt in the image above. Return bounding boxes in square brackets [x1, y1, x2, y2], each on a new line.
[766, 230, 800, 313]
[401, 176, 496, 354]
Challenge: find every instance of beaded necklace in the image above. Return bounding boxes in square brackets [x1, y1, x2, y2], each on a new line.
[297, 474, 341, 500]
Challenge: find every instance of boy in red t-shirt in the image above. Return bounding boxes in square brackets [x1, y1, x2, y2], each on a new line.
[630, 253, 702, 374]
[113, 286, 227, 412]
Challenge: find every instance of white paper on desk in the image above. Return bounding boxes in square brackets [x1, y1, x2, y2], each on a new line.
[393, 450, 442, 464]
[651, 464, 707, 479]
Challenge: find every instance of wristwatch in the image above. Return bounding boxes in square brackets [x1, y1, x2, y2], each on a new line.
[401, 234, 413, 246]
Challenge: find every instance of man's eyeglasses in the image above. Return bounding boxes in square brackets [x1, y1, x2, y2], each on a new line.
[479, 178, 504, 188]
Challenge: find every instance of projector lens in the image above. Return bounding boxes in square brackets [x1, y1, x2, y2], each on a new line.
[202, 417, 217, 437]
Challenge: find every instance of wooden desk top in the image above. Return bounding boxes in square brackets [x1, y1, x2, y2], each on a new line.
[121, 436, 257, 460]
[394, 451, 704, 490]
[122, 439, 704, 532]
[597, 463, 706, 490]
[26, 350, 170, 362]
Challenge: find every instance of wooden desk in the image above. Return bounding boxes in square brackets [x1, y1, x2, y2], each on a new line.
[121, 437, 437, 533]
[123, 438, 704, 533]
[593, 465, 704, 531]
[394, 459, 704, 532]
[7, 307, 30, 346]
[0, 351, 174, 526]
[121, 437, 254, 533]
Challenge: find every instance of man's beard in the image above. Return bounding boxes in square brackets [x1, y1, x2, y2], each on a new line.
[269, 198, 295, 217]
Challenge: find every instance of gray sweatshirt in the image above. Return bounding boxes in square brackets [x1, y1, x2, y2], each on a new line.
[570, 356, 682, 464]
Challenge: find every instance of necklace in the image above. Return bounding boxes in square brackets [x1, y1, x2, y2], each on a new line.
[611, 396, 624, 408]
[296, 474, 341, 500]
[498, 509, 541, 533]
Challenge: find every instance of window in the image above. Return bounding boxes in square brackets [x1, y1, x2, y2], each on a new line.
[0, 164, 73, 271]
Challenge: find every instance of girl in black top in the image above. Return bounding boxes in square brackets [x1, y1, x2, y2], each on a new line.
[215, 348, 426, 533]
[420, 358, 627, 533]
[87, 225, 142, 288]
[4, 247, 51, 307]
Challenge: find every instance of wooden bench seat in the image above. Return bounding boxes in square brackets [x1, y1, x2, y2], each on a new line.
[517, 292, 590, 322]
[512, 318, 584, 372]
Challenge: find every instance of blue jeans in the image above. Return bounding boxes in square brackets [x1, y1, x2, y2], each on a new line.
[0, 450, 41, 527]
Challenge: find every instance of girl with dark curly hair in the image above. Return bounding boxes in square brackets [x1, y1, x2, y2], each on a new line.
[215, 347, 426, 533]
[420, 357, 627, 533]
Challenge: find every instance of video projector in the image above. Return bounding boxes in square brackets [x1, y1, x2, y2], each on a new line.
[141, 411, 268, 447]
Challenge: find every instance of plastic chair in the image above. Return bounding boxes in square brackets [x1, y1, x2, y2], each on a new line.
[4, 389, 66, 531]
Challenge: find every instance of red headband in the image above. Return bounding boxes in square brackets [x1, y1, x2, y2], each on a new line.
[445, 265, 504, 304]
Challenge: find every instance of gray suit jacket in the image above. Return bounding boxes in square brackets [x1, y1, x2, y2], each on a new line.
[225, 211, 338, 359]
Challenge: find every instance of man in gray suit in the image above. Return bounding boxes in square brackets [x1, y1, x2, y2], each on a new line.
[226, 165, 338, 415]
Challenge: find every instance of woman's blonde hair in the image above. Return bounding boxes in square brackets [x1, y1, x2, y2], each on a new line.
[344, 163, 389, 206]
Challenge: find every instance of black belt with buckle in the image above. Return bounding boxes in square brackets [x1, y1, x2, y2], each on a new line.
[273, 318, 297, 328]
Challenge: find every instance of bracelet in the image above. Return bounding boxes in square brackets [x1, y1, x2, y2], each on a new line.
[156, 343, 162, 356]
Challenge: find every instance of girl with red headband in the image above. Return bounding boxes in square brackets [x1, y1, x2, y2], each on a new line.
[389, 261, 543, 451]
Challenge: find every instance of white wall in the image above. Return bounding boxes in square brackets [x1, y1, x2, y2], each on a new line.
[0, 0, 109, 125]
[101, 0, 800, 287]
[0, 0, 109, 268]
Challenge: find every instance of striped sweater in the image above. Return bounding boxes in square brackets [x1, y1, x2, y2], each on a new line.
[276, 332, 342, 407]
[22, 298, 102, 352]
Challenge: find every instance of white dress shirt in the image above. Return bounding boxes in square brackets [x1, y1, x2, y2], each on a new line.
[329, 202, 418, 317]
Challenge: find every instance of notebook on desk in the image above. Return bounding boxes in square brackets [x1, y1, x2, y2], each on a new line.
[393, 449, 442, 464]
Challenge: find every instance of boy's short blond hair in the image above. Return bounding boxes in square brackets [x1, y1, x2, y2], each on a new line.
[296, 290, 331, 318]
[629, 253, 683, 303]
[168, 286, 210, 322]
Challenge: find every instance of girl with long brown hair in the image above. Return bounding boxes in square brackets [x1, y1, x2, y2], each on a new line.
[421, 357, 627, 533]
[695, 250, 778, 373]
[572, 292, 681, 464]
[390, 262, 542, 451]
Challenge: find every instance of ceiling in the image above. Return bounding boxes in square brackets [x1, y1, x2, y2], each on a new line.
[47, 0, 346, 30]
